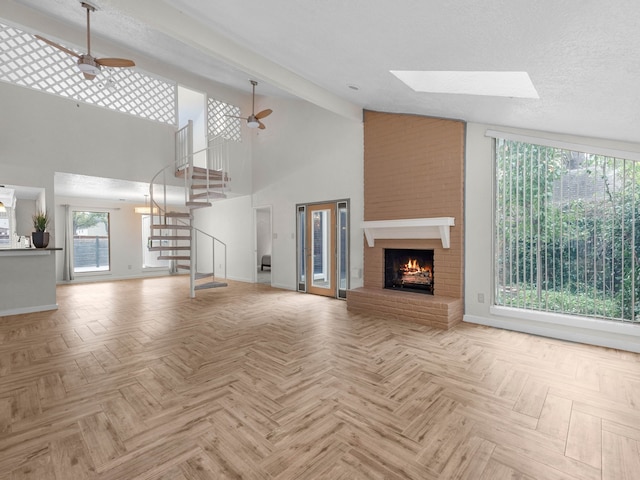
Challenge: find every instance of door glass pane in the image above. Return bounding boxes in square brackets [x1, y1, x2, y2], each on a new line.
[297, 207, 306, 290]
[338, 203, 348, 295]
[73, 211, 110, 273]
[311, 209, 331, 289]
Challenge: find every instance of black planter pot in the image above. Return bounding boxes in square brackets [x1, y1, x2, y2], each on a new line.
[32, 231, 50, 249]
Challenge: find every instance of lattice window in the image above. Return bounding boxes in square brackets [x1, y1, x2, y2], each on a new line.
[0, 22, 176, 125]
[207, 97, 241, 142]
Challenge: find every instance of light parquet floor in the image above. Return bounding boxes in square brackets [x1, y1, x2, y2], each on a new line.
[1, 276, 639, 479]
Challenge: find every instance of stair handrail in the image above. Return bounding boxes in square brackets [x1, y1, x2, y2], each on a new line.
[190, 226, 227, 298]
[148, 161, 175, 226]
[207, 134, 230, 199]
[175, 121, 230, 205]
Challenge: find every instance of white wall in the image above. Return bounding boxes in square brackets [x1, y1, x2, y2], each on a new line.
[193, 195, 255, 283]
[0, 82, 176, 184]
[15, 199, 36, 238]
[251, 97, 364, 291]
[465, 122, 640, 352]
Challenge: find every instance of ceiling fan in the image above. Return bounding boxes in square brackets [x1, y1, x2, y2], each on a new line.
[229, 80, 272, 129]
[34, 1, 135, 81]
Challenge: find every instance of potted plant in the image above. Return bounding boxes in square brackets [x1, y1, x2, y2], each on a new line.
[32, 210, 50, 248]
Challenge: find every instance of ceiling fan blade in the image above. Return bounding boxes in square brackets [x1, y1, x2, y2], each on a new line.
[255, 109, 272, 120]
[96, 58, 135, 68]
[34, 35, 80, 58]
[258, 120, 266, 130]
[82, 72, 97, 81]
[225, 115, 247, 120]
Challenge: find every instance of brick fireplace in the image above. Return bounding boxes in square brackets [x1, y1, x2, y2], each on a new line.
[347, 111, 465, 329]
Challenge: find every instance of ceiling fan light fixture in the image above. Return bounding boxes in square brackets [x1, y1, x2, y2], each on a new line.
[246, 115, 260, 128]
[77, 58, 100, 76]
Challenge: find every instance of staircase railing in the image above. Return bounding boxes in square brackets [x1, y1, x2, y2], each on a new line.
[191, 226, 227, 298]
[175, 121, 230, 205]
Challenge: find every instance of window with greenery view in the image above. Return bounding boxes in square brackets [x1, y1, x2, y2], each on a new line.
[495, 138, 639, 323]
[73, 211, 110, 273]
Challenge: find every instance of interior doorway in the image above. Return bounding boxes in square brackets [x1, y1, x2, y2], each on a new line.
[297, 200, 349, 298]
[254, 206, 272, 284]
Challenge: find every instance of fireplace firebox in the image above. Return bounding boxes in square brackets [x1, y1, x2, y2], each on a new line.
[384, 248, 434, 294]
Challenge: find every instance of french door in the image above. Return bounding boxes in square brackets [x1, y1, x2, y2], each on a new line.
[297, 200, 349, 298]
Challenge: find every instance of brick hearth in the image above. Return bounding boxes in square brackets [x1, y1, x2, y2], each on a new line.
[347, 287, 463, 329]
[347, 111, 465, 329]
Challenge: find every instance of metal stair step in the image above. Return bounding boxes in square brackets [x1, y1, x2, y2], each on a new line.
[191, 173, 225, 181]
[190, 191, 226, 200]
[149, 235, 191, 241]
[157, 255, 190, 261]
[194, 272, 213, 280]
[191, 183, 224, 190]
[176, 264, 190, 270]
[175, 165, 227, 176]
[152, 224, 191, 230]
[165, 211, 192, 218]
[148, 246, 191, 251]
[186, 201, 212, 209]
[194, 281, 228, 290]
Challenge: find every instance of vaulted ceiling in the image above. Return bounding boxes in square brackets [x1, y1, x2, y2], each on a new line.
[5, 0, 640, 144]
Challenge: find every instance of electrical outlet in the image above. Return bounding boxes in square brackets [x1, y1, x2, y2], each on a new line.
[477, 293, 485, 303]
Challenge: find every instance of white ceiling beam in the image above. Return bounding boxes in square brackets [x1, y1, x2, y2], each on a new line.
[103, 0, 362, 122]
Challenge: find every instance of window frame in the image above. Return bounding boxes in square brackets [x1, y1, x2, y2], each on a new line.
[491, 132, 640, 324]
[72, 210, 111, 274]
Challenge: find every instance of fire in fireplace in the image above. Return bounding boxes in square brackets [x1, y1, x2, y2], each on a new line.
[384, 248, 434, 294]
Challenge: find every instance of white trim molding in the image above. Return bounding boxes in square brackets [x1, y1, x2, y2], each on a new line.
[0, 304, 58, 317]
[485, 129, 640, 162]
[362, 217, 455, 248]
[464, 306, 640, 353]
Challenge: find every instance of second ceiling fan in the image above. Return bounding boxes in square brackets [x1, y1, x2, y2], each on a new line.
[35, 1, 135, 80]
[229, 80, 272, 130]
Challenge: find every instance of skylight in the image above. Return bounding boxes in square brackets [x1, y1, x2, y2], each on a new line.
[390, 71, 539, 99]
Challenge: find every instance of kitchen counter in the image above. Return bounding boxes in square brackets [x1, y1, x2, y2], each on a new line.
[0, 247, 62, 316]
[0, 247, 62, 256]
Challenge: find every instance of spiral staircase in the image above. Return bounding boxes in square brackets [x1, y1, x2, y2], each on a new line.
[147, 121, 229, 298]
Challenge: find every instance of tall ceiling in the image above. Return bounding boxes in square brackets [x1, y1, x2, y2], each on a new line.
[5, 0, 640, 144]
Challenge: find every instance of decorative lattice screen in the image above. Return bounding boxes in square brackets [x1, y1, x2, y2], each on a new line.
[207, 97, 242, 142]
[0, 22, 176, 125]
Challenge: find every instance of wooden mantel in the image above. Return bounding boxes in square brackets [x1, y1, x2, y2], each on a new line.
[362, 217, 455, 248]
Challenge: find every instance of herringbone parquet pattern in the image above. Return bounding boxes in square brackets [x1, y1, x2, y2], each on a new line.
[1, 276, 639, 479]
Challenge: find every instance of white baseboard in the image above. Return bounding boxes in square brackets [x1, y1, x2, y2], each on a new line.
[271, 282, 295, 291]
[464, 311, 640, 353]
[57, 270, 171, 284]
[0, 304, 58, 317]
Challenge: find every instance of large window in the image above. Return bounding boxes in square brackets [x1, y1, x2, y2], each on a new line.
[73, 211, 110, 273]
[495, 138, 640, 323]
